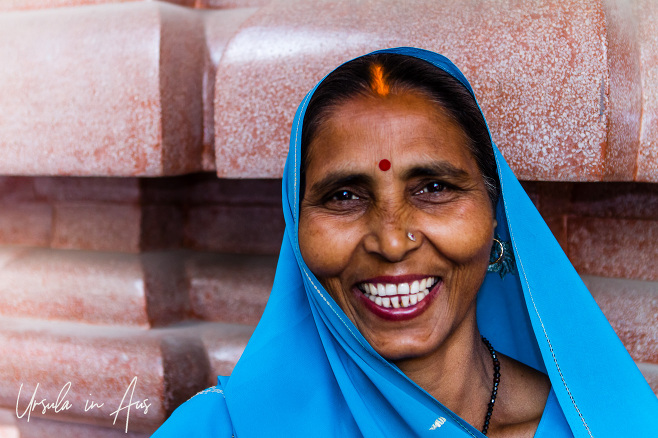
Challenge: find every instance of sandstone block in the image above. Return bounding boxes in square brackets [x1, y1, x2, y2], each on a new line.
[52, 203, 142, 252]
[568, 217, 658, 281]
[0, 202, 52, 247]
[0, 2, 204, 176]
[185, 204, 284, 254]
[214, 0, 609, 180]
[584, 275, 658, 363]
[186, 253, 276, 325]
[0, 318, 246, 432]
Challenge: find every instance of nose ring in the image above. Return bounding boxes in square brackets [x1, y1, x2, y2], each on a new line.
[407, 232, 416, 242]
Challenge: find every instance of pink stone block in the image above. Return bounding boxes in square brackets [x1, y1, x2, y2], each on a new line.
[0, 0, 196, 12]
[33, 177, 141, 203]
[568, 217, 658, 281]
[0, 2, 204, 176]
[197, 0, 272, 8]
[570, 182, 658, 219]
[0, 248, 150, 326]
[0, 319, 246, 432]
[584, 275, 658, 363]
[185, 204, 284, 254]
[214, 0, 609, 179]
[52, 202, 142, 252]
[0, 177, 39, 202]
[140, 205, 184, 251]
[0, 202, 52, 247]
[198, 322, 253, 384]
[0, 318, 252, 432]
[201, 8, 259, 171]
[637, 362, 658, 396]
[186, 253, 275, 325]
[636, 0, 658, 182]
[0, 408, 151, 438]
[0, 318, 166, 432]
[602, 0, 642, 180]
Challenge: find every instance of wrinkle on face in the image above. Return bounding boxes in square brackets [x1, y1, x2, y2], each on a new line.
[299, 91, 496, 362]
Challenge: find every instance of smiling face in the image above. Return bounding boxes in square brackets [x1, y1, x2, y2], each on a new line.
[298, 92, 496, 362]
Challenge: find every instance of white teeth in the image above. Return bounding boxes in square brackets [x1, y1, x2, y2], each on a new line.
[360, 277, 439, 309]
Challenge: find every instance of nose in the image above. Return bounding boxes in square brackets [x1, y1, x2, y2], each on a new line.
[363, 206, 419, 262]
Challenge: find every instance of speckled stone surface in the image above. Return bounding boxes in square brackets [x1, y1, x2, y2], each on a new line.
[602, 0, 642, 180]
[568, 217, 658, 281]
[637, 362, 658, 395]
[185, 204, 284, 254]
[0, 318, 246, 433]
[214, 0, 609, 179]
[584, 275, 658, 363]
[0, 0, 271, 11]
[0, 408, 150, 438]
[0, 317, 165, 432]
[0, 248, 195, 327]
[0, 248, 151, 326]
[635, 0, 658, 182]
[0, 0, 196, 12]
[201, 7, 259, 170]
[186, 253, 275, 325]
[52, 203, 143, 252]
[0, 2, 205, 176]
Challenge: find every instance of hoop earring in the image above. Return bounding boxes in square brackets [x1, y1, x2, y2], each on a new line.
[487, 234, 515, 278]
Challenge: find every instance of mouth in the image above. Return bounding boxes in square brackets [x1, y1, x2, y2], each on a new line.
[355, 276, 441, 321]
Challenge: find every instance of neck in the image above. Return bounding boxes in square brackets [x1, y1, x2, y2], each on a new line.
[393, 309, 492, 429]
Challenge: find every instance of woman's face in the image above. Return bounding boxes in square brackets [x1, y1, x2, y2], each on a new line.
[299, 92, 496, 361]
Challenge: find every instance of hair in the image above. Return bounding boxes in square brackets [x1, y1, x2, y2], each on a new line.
[300, 53, 500, 208]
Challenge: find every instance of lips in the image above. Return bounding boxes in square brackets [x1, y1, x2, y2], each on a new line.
[355, 276, 441, 320]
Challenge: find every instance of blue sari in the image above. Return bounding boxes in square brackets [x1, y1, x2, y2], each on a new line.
[152, 48, 657, 437]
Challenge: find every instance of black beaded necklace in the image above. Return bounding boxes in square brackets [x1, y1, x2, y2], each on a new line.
[480, 336, 500, 436]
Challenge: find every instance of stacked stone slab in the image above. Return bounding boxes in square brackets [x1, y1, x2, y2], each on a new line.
[0, 0, 656, 435]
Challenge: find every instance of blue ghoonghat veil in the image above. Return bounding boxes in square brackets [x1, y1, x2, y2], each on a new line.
[152, 48, 657, 437]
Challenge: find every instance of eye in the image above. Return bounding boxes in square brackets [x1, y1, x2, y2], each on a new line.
[415, 182, 446, 195]
[331, 190, 360, 201]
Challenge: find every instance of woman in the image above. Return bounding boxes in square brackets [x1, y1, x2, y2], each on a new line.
[152, 48, 657, 437]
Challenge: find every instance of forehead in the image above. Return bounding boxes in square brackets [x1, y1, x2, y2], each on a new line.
[306, 92, 474, 174]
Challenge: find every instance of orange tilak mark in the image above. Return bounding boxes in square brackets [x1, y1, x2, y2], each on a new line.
[370, 64, 390, 96]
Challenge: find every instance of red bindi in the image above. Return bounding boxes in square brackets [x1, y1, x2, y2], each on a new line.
[378, 159, 391, 171]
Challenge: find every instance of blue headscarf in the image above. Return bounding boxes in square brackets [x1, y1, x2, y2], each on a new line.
[153, 48, 657, 438]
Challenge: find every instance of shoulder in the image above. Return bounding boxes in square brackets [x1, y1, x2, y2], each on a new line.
[151, 386, 234, 438]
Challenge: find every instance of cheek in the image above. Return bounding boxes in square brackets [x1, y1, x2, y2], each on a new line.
[298, 214, 358, 280]
[422, 205, 494, 264]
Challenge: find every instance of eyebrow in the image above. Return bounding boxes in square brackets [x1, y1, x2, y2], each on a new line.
[400, 161, 470, 182]
[307, 171, 374, 197]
